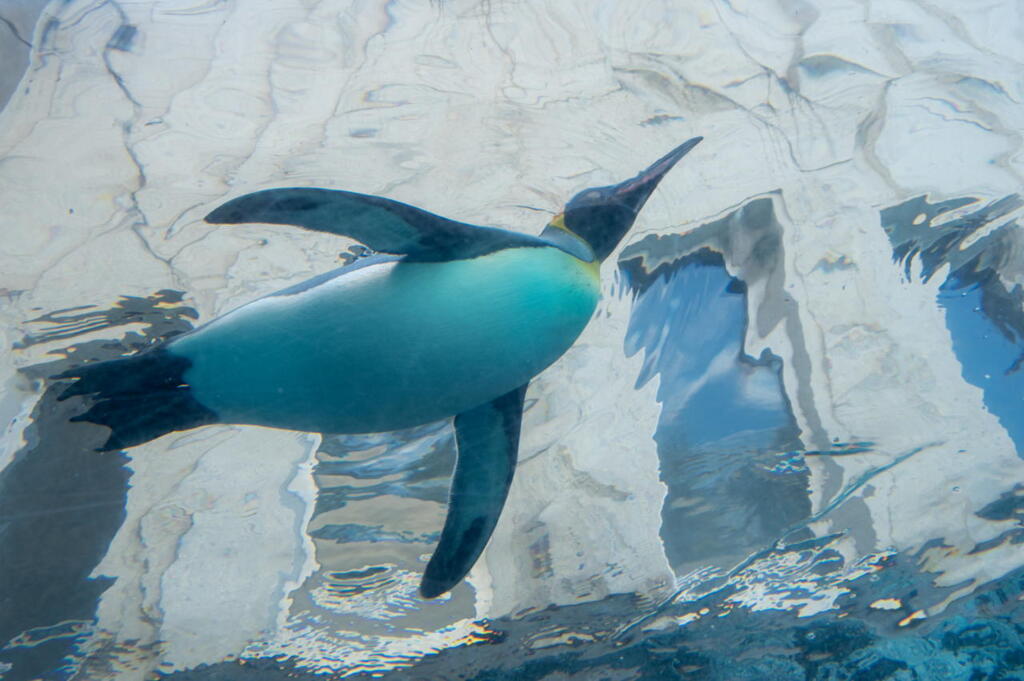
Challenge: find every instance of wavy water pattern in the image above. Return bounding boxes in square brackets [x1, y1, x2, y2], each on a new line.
[2, 0, 1023, 679]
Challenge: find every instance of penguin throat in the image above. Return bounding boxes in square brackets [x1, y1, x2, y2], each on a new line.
[540, 213, 597, 263]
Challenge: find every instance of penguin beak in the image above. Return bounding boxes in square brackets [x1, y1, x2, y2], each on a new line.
[563, 136, 702, 261]
[612, 136, 703, 214]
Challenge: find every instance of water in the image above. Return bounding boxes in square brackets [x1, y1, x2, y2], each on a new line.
[1, 1, 1023, 679]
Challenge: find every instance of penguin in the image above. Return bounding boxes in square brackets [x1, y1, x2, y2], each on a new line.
[58, 136, 703, 598]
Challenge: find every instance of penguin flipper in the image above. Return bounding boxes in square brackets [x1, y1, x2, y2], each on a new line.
[420, 383, 528, 598]
[205, 188, 540, 261]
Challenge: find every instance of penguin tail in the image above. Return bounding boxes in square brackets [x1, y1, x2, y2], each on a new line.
[56, 349, 217, 451]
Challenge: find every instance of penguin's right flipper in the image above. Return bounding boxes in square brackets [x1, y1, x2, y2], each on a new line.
[419, 383, 528, 598]
[205, 188, 541, 261]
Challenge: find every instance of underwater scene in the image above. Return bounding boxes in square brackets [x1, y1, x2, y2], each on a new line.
[2, 0, 1023, 679]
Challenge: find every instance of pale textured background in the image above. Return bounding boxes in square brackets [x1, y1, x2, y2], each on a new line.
[1, 0, 1022, 678]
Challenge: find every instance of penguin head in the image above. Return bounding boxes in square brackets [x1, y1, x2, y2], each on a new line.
[555, 136, 702, 262]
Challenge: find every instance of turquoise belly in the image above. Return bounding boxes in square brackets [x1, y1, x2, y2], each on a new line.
[170, 247, 600, 433]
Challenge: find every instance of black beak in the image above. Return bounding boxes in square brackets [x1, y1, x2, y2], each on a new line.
[613, 136, 703, 214]
[563, 136, 702, 261]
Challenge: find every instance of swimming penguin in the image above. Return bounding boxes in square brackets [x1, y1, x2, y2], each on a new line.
[58, 137, 702, 598]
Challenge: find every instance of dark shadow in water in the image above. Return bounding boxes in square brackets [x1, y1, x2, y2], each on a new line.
[0, 291, 198, 681]
[881, 194, 1024, 455]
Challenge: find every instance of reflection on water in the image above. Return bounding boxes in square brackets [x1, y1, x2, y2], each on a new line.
[3, 0, 1024, 679]
[884, 194, 1024, 452]
[623, 209, 807, 576]
[0, 292, 196, 680]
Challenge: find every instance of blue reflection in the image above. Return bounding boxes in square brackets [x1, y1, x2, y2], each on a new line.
[882, 194, 1024, 456]
[939, 278, 1024, 450]
[623, 249, 806, 572]
[628, 251, 791, 447]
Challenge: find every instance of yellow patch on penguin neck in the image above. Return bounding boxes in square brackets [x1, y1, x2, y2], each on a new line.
[544, 212, 601, 279]
[546, 212, 570, 233]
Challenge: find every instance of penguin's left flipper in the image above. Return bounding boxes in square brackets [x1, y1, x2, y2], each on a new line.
[205, 188, 541, 261]
[419, 384, 528, 599]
